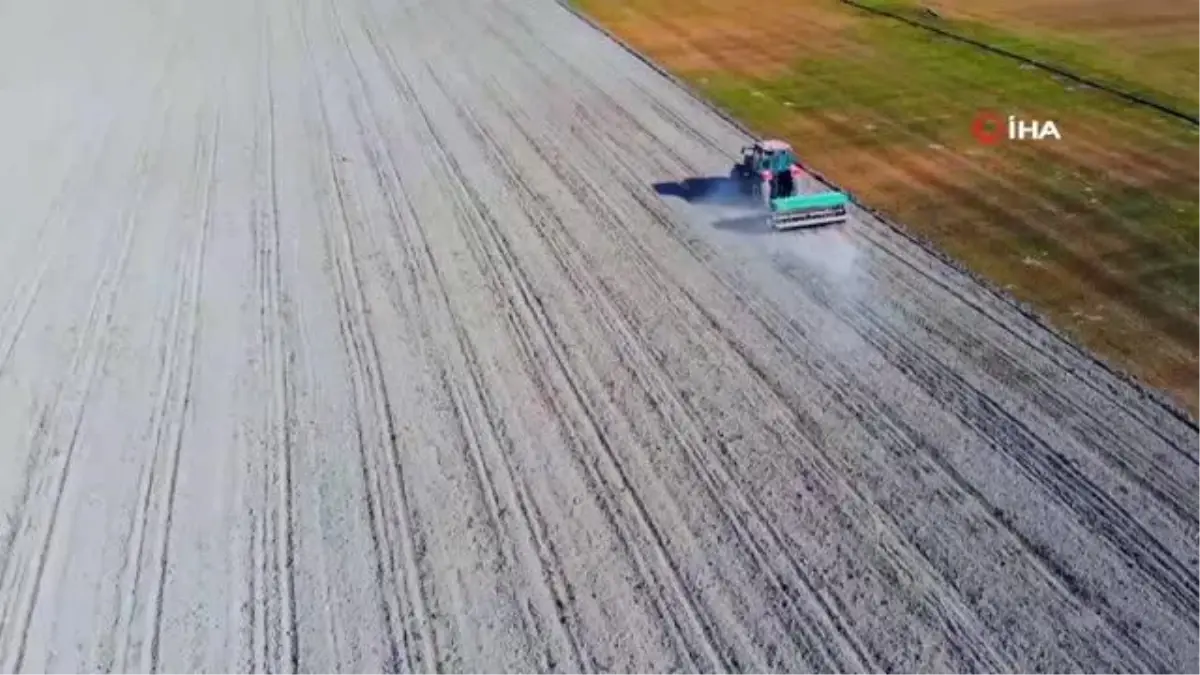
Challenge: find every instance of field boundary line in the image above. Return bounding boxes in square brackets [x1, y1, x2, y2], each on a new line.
[556, 0, 1198, 428]
[839, 0, 1199, 126]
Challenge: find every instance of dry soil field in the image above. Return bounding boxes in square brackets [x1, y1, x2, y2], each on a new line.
[576, 0, 1200, 414]
[0, 0, 1196, 671]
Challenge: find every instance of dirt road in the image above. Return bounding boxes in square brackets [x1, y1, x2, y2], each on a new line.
[0, 0, 1195, 671]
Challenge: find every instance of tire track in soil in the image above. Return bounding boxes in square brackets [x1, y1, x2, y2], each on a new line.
[360, 21, 609, 667]
[0, 92, 173, 672]
[338, 8, 591, 668]
[297, 14, 376, 667]
[372, 52, 672, 667]
[822, 272, 1197, 615]
[714, 228, 1191, 668]
[0, 40, 179, 621]
[806, 236, 1200, 578]
[262, 3, 403, 667]
[410, 69, 603, 675]
[97, 110, 221, 674]
[261, 10, 298, 670]
[0, 16, 196, 660]
[408, 60, 730, 671]
[243, 8, 270, 669]
[643, 203, 1169, 668]
[226, 10, 270, 665]
[0, 118, 121, 621]
[850, 224, 1196, 455]
[293, 2, 436, 668]
[243, 4, 304, 670]
[662, 281, 1119, 670]
[856, 242, 1197, 516]
[0, 143, 108, 380]
[143, 111, 220, 673]
[284, 6, 396, 673]
[440, 97, 731, 669]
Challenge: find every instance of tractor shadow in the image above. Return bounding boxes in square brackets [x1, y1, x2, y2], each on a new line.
[653, 176, 753, 207]
[654, 176, 779, 234]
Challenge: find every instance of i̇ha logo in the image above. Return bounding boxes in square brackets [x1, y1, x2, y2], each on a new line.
[972, 109, 1061, 145]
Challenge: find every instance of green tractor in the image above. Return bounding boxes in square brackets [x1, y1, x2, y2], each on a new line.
[730, 139, 850, 229]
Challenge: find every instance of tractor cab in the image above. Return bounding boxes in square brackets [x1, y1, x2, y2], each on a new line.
[739, 140, 798, 175]
[730, 138, 851, 229]
[736, 139, 802, 201]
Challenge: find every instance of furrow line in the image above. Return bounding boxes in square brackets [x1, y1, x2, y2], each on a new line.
[675, 285, 1020, 669]
[247, 17, 272, 662]
[268, 98, 299, 675]
[420, 66, 729, 671]
[0, 104, 164, 672]
[142, 109, 219, 673]
[312, 17, 439, 672]
[336, 11, 590, 669]
[299, 9, 436, 666]
[0, 144, 102, 379]
[660, 215, 1151, 668]
[408, 70, 716, 670]
[846, 288, 1198, 620]
[111, 248, 185, 671]
[852, 224, 1195, 443]
[860, 247, 1197, 507]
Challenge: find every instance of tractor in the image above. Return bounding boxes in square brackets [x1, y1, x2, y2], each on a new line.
[730, 139, 849, 229]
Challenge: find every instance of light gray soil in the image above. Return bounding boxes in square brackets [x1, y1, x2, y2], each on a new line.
[0, 0, 1195, 671]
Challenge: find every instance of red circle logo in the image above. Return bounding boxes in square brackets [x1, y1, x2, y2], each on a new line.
[971, 110, 1005, 145]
